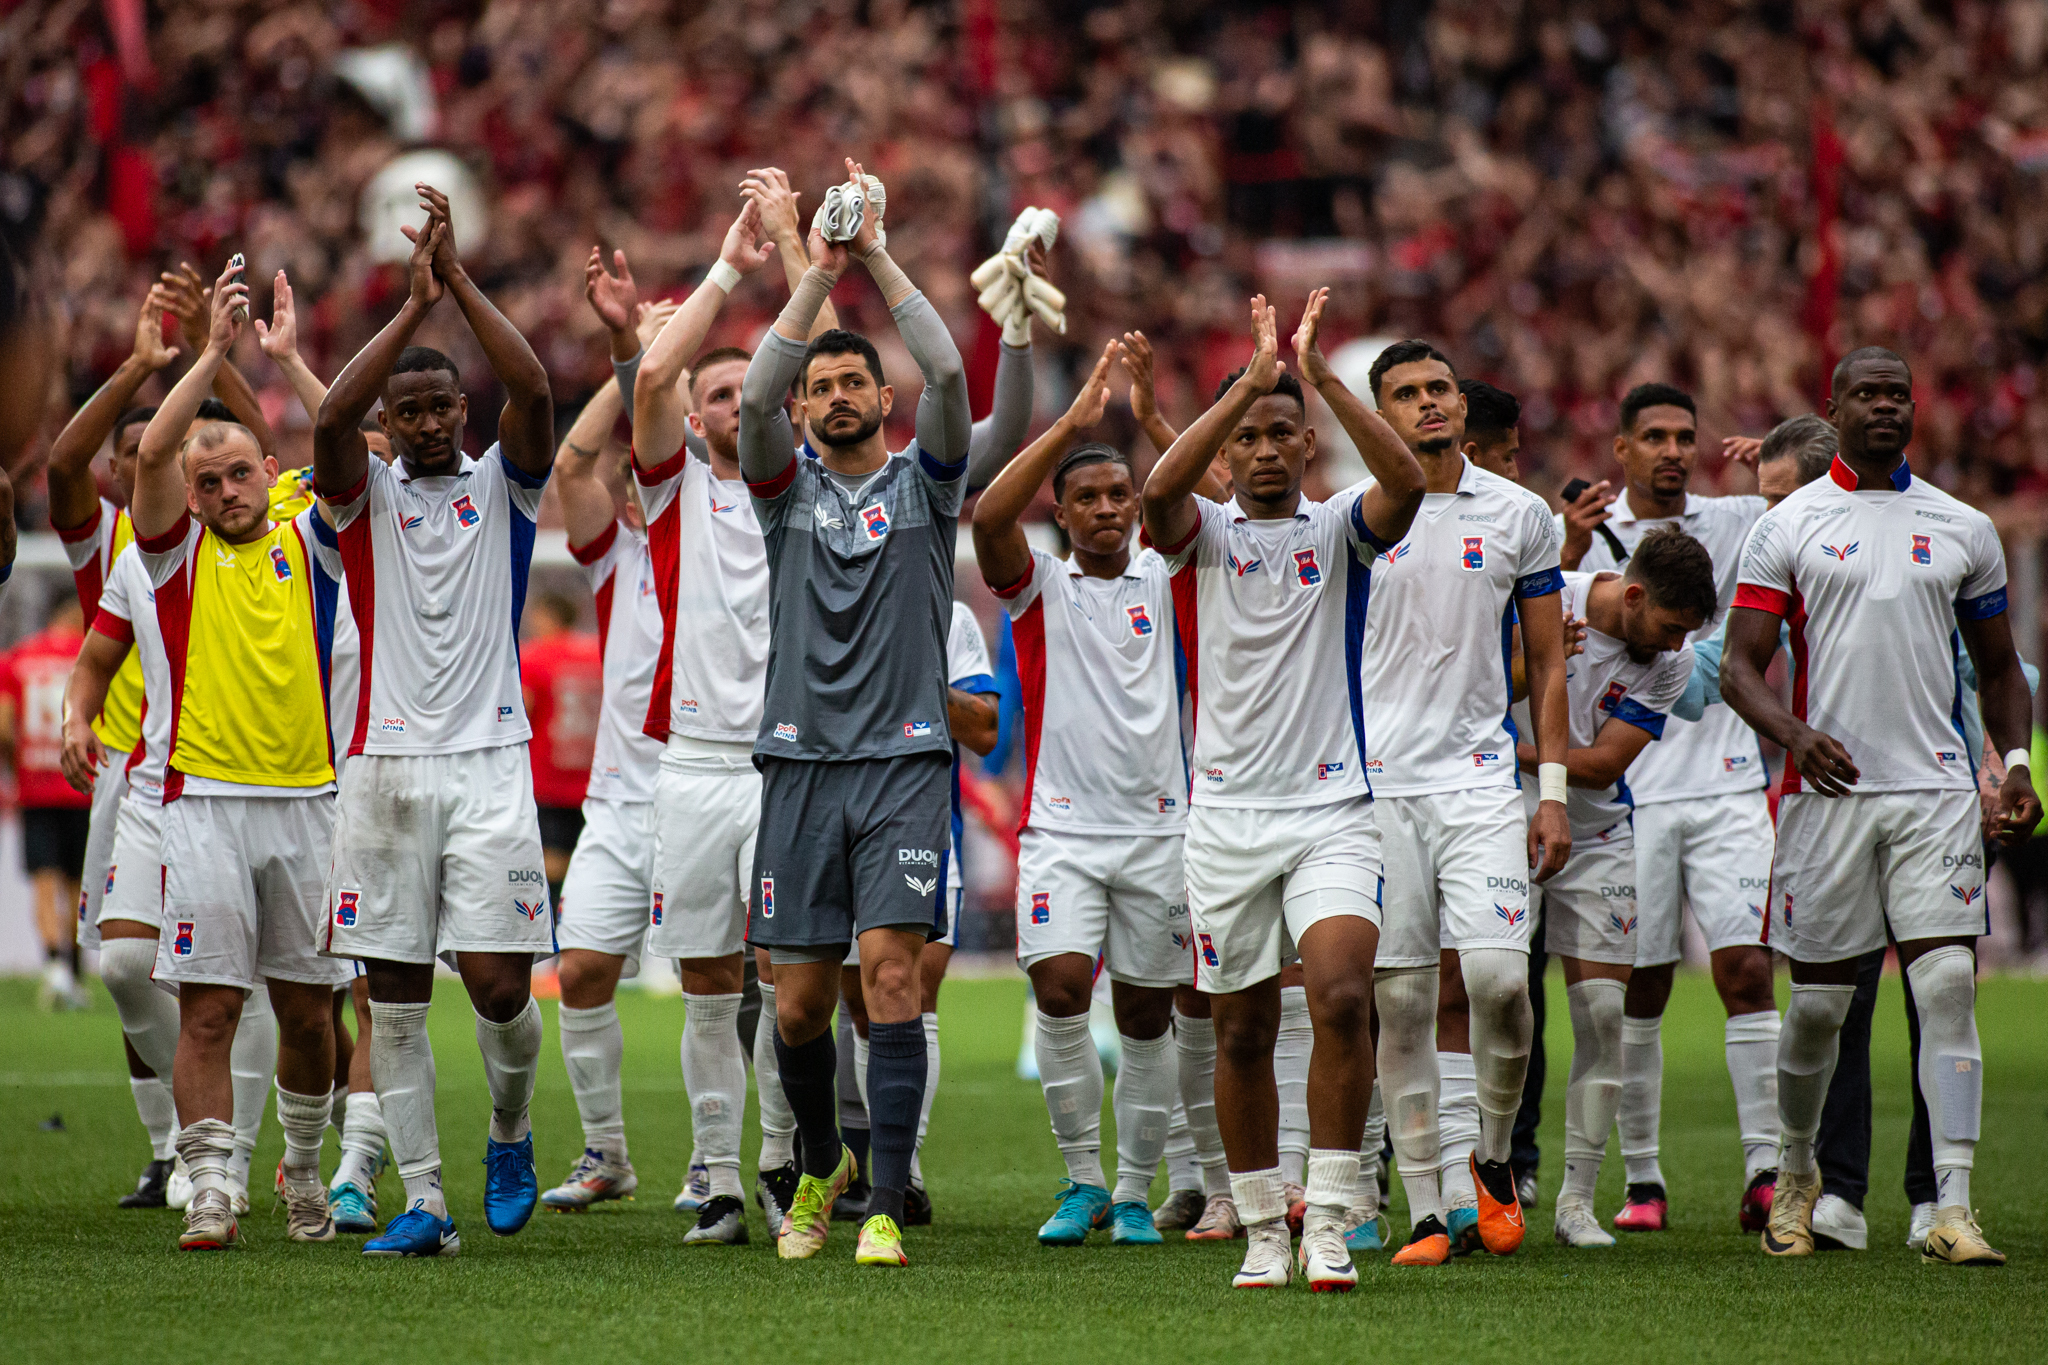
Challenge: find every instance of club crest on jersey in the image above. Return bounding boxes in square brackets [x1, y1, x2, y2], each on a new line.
[1460, 536, 1485, 571]
[760, 876, 775, 918]
[269, 546, 292, 581]
[1597, 681, 1629, 714]
[1030, 892, 1050, 925]
[1127, 604, 1154, 636]
[861, 503, 890, 539]
[1196, 933, 1219, 968]
[1495, 903, 1526, 928]
[650, 892, 664, 926]
[1317, 761, 1344, 780]
[1609, 912, 1637, 935]
[774, 722, 799, 742]
[452, 494, 481, 528]
[1293, 548, 1321, 586]
[333, 891, 359, 928]
[514, 897, 547, 921]
[1951, 884, 1983, 906]
[1228, 552, 1262, 577]
[1379, 543, 1409, 565]
[1822, 541, 1859, 561]
[1911, 534, 1931, 565]
[904, 721, 932, 738]
[171, 921, 195, 956]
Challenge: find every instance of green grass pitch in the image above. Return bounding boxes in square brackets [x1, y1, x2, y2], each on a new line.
[1, 967, 2041, 1364]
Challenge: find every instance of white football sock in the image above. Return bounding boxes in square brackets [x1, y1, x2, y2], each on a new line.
[130, 1076, 177, 1161]
[176, 1116, 236, 1204]
[681, 992, 746, 1198]
[335, 1090, 385, 1191]
[1174, 1008, 1228, 1198]
[1776, 982, 1854, 1177]
[1906, 947, 1980, 1208]
[910, 1011, 940, 1186]
[229, 988, 277, 1180]
[476, 997, 543, 1145]
[1561, 978, 1625, 1208]
[1724, 1009, 1782, 1178]
[1352, 1080, 1385, 1220]
[371, 1000, 444, 1216]
[1619, 1013, 1665, 1186]
[274, 1083, 331, 1185]
[1374, 966, 1443, 1226]
[1306, 1147, 1359, 1235]
[1161, 1097, 1199, 1192]
[755, 981, 796, 1170]
[1036, 1009, 1106, 1189]
[1437, 1050, 1479, 1209]
[558, 1001, 627, 1160]
[1460, 947, 1532, 1164]
[1229, 1165, 1287, 1228]
[1110, 1031, 1175, 1206]
[101, 939, 179, 1077]
[1274, 985, 1311, 1186]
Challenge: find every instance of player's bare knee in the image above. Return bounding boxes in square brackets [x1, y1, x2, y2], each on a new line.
[1109, 982, 1174, 1039]
[1711, 945, 1775, 1015]
[1306, 974, 1370, 1037]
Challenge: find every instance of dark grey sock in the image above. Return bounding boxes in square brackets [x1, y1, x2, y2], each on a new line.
[773, 1026, 842, 1179]
[864, 1018, 927, 1226]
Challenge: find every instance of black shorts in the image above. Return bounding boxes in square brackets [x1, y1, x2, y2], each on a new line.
[21, 807, 90, 878]
[747, 753, 951, 953]
[536, 804, 585, 855]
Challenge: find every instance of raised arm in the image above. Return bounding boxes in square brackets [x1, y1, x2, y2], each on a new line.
[416, 183, 553, 478]
[1292, 287, 1424, 546]
[160, 262, 276, 462]
[743, 167, 839, 339]
[48, 287, 180, 529]
[314, 210, 443, 495]
[1142, 296, 1280, 551]
[253, 269, 327, 426]
[135, 261, 248, 539]
[631, 202, 775, 469]
[965, 338, 1034, 491]
[556, 378, 625, 551]
[1118, 330, 1180, 457]
[974, 343, 1114, 590]
[60, 629, 130, 794]
[742, 225, 847, 486]
[1958, 609, 2043, 843]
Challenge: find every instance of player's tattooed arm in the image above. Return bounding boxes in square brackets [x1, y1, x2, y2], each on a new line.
[1117, 330, 1180, 458]
[948, 687, 1000, 757]
[60, 628, 130, 794]
[1514, 713, 1653, 790]
[556, 377, 625, 552]
[316, 203, 444, 496]
[1291, 286, 1425, 546]
[1516, 589, 1574, 881]
[1143, 295, 1280, 552]
[742, 167, 838, 338]
[134, 260, 248, 540]
[1958, 608, 2043, 843]
[634, 204, 773, 471]
[254, 270, 329, 426]
[160, 261, 277, 464]
[416, 184, 554, 480]
[1721, 604, 1859, 797]
[973, 342, 1114, 592]
[48, 286, 180, 531]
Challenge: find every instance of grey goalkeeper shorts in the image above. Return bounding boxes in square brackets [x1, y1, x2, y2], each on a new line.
[748, 753, 951, 956]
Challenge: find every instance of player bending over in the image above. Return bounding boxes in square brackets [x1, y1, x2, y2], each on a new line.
[1142, 292, 1425, 1291]
[312, 185, 556, 1258]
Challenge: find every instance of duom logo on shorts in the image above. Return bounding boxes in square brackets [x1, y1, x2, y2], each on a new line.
[334, 891, 359, 928]
[172, 921, 195, 957]
[1030, 892, 1050, 925]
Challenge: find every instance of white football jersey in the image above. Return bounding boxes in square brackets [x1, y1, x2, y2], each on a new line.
[1349, 459, 1563, 796]
[1573, 491, 1768, 801]
[325, 447, 544, 756]
[998, 546, 1187, 834]
[574, 521, 666, 804]
[1160, 493, 1381, 809]
[1734, 457, 2005, 794]
[637, 452, 770, 744]
[306, 522, 357, 768]
[1513, 572, 1693, 838]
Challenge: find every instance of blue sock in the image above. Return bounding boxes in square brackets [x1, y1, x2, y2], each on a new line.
[772, 1027, 841, 1180]
[865, 1018, 927, 1226]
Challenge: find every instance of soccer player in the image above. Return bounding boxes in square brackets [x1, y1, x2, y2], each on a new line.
[65, 262, 348, 1250]
[521, 594, 600, 907]
[313, 185, 557, 1258]
[736, 159, 970, 1268]
[1459, 379, 1523, 481]
[0, 598, 93, 1010]
[973, 344, 1193, 1248]
[536, 356, 666, 1217]
[1512, 531, 1713, 1246]
[1722, 347, 2038, 1265]
[1142, 291, 1425, 1291]
[1351, 342, 1570, 1265]
[1561, 383, 1782, 1233]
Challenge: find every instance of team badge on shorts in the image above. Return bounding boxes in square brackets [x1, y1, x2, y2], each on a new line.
[1196, 933, 1220, 968]
[1911, 534, 1932, 565]
[105, 864, 117, 895]
[1030, 892, 1050, 925]
[77, 886, 88, 921]
[1293, 548, 1321, 586]
[1461, 536, 1485, 570]
[452, 494, 481, 528]
[172, 922, 195, 957]
[269, 546, 292, 581]
[651, 892, 664, 926]
[861, 503, 890, 539]
[334, 891, 359, 928]
[760, 876, 776, 918]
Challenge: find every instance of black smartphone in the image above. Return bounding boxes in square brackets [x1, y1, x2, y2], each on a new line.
[1560, 477, 1591, 503]
[226, 252, 247, 324]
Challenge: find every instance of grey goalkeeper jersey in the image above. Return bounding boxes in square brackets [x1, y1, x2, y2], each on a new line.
[740, 291, 971, 763]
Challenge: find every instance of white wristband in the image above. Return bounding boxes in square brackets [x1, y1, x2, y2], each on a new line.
[705, 259, 742, 293]
[1538, 763, 1568, 805]
[2004, 748, 2031, 774]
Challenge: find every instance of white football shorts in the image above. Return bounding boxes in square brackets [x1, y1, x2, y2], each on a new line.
[1633, 790, 1775, 966]
[555, 797, 656, 977]
[647, 736, 759, 962]
[77, 759, 129, 948]
[1375, 786, 1532, 969]
[1014, 828, 1192, 988]
[1538, 819, 1638, 966]
[1768, 789, 1987, 963]
[97, 778, 165, 939]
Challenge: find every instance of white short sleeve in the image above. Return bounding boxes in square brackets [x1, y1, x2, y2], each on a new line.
[948, 601, 994, 688]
